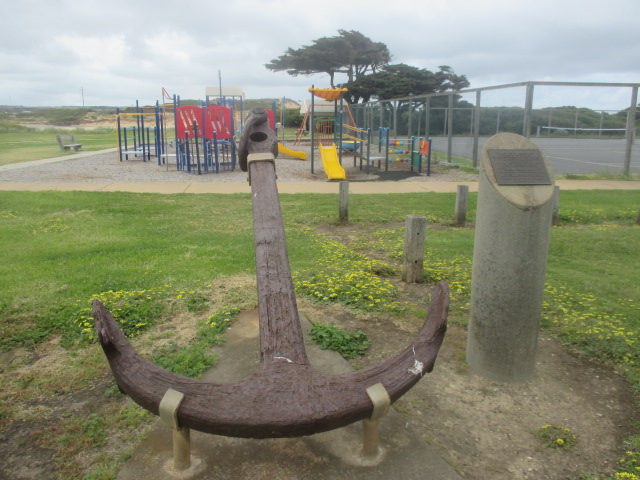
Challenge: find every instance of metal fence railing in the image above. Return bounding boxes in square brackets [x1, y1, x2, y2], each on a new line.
[350, 81, 639, 175]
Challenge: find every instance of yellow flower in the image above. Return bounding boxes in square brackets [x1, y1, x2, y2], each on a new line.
[556, 438, 564, 446]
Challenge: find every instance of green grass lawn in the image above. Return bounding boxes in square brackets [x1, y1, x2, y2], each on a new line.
[0, 189, 639, 479]
[0, 127, 117, 165]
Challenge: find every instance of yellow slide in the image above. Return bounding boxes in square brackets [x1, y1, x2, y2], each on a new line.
[278, 143, 308, 160]
[319, 143, 346, 180]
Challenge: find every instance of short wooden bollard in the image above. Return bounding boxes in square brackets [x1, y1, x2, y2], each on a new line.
[402, 215, 427, 283]
[339, 181, 349, 224]
[454, 185, 469, 226]
[552, 186, 560, 226]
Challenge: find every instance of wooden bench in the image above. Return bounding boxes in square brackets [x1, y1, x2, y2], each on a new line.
[56, 134, 82, 152]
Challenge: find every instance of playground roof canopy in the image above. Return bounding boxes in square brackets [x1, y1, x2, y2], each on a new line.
[205, 86, 245, 99]
[309, 87, 348, 101]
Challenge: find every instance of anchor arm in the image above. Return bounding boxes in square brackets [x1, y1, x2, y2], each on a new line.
[92, 280, 448, 438]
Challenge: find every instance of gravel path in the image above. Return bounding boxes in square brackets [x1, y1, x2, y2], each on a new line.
[0, 147, 478, 184]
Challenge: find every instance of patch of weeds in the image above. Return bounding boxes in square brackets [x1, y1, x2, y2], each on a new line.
[611, 474, 640, 480]
[82, 465, 117, 480]
[73, 286, 174, 343]
[393, 402, 411, 420]
[151, 341, 218, 378]
[0, 210, 18, 220]
[183, 290, 210, 314]
[294, 231, 402, 313]
[308, 322, 371, 359]
[543, 283, 639, 369]
[558, 208, 638, 226]
[534, 424, 577, 451]
[578, 474, 600, 480]
[201, 306, 241, 341]
[82, 413, 107, 447]
[32, 217, 70, 234]
[117, 405, 152, 429]
[104, 383, 122, 398]
[617, 437, 640, 478]
[150, 306, 241, 378]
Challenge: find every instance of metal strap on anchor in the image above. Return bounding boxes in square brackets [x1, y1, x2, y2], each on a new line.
[160, 388, 185, 429]
[159, 388, 191, 471]
[247, 153, 275, 186]
[366, 383, 391, 420]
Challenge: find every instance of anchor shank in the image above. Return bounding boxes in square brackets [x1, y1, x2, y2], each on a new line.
[243, 109, 309, 370]
[251, 160, 308, 368]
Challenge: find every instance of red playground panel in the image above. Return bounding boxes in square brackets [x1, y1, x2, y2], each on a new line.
[176, 105, 233, 140]
[205, 105, 233, 140]
[176, 106, 202, 139]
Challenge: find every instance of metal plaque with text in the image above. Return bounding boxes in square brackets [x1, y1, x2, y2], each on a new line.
[487, 149, 552, 186]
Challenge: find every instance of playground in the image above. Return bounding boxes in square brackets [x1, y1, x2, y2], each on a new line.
[107, 87, 441, 183]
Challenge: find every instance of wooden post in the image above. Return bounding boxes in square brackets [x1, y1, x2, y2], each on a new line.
[454, 185, 469, 226]
[339, 181, 349, 224]
[552, 186, 560, 226]
[402, 215, 427, 283]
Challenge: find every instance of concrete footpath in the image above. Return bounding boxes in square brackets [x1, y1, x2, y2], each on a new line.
[1, 149, 638, 193]
[1, 179, 639, 195]
[117, 310, 462, 480]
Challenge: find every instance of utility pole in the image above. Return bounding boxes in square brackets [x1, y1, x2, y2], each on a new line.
[81, 87, 85, 107]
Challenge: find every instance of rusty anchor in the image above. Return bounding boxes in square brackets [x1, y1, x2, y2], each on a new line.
[93, 107, 448, 466]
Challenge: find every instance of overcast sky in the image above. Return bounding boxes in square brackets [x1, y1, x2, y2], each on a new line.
[1, 0, 638, 107]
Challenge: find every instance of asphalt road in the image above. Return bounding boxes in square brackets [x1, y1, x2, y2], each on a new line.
[430, 137, 640, 174]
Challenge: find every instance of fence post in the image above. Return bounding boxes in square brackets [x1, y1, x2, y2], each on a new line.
[447, 94, 454, 163]
[339, 181, 349, 224]
[454, 185, 469, 227]
[424, 97, 431, 141]
[402, 215, 427, 283]
[473, 90, 481, 168]
[624, 86, 638, 176]
[523, 83, 534, 138]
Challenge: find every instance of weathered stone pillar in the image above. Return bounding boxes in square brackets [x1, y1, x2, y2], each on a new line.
[467, 133, 555, 383]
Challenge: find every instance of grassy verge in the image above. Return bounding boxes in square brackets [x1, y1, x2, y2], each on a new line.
[0, 126, 117, 165]
[0, 190, 639, 479]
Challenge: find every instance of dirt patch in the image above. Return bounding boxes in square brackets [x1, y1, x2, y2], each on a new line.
[299, 293, 637, 480]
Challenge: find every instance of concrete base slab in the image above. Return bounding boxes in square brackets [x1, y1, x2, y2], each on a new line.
[116, 309, 461, 480]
